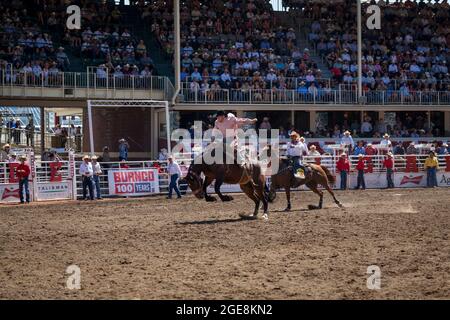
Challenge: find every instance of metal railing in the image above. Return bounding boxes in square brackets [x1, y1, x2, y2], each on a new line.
[179, 88, 450, 105]
[0, 69, 171, 100]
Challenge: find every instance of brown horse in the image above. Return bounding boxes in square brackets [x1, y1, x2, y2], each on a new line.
[268, 158, 343, 211]
[184, 152, 269, 220]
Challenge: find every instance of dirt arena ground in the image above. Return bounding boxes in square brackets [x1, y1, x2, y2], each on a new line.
[0, 188, 449, 300]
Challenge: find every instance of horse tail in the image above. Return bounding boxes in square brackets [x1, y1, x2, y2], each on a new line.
[320, 165, 336, 185]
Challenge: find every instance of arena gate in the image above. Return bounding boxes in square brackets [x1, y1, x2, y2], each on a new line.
[0, 150, 76, 204]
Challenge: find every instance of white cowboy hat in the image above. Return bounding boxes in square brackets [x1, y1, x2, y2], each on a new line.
[82, 155, 90, 160]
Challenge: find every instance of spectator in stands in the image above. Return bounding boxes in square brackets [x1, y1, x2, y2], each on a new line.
[393, 143, 406, 155]
[118, 138, 130, 161]
[159, 148, 168, 161]
[336, 153, 350, 190]
[424, 151, 439, 188]
[308, 145, 321, 157]
[437, 143, 449, 155]
[355, 154, 366, 190]
[9, 153, 19, 163]
[166, 155, 182, 199]
[17, 155, 31, 204]
[340, 130, 354, 154]
[406, 142, 417, 155]
[25, 119, 34, 147]
[353, 141, 365, 156]
[91, 156, 103, 200]
[79, 155, 95, 201]
[0, 144, 10, 162]
[383, 152, 395, 189]
[380, 134, 393, 149]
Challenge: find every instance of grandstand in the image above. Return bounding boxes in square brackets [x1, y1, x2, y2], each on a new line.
[0, 0, 449, 159]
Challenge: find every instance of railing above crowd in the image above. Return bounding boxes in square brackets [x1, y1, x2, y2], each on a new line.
[0, 69, 173, 100]
[1, 67, 450, 106]
[179, 88, 450, 105]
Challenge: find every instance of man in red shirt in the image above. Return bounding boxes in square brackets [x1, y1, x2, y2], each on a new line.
[383, 152, 395, 188]
[336, 153, 350, 190]
[17, 155, 31, 203]
[355, 154, 366, 190]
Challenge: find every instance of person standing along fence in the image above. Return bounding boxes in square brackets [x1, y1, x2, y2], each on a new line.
[17, 155, 31, 204]
[166, 156, 182, 199]
[354, 154, 366, 190]
[424, 151, 439, 188]
[336, 153, 350, 190]
[92, 156, 103, 200]
[383, 152, 395, 189]
[79, 155, 95, 200]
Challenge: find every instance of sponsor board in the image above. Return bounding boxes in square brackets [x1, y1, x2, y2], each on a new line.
[349, 172, 388, 189]
[0, 184, 21, 203]
[35, 182, 72, 201]
[108, 169, 160, 196]
[394, 172, 427, 188]
[438, 172, 450, 187]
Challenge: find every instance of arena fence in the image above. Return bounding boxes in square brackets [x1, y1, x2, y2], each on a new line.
[1, 153, 449, 204]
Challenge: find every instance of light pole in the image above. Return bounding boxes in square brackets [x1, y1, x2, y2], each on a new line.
[172, 0, 180, 105]
[357, 0, 363, 101]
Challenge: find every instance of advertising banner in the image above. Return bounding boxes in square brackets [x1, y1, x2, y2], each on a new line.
[108, 169, 160, 196]
[0, 184, 21, 203]
[35, 182, 72, 201]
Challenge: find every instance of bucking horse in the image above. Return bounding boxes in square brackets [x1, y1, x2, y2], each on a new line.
[184, 146, 269, 220]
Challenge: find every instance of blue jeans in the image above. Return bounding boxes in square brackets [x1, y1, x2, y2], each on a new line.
[356, 170, 366, 189]
[386, 168, 394, 188]
[290, 156, 304, 173]
[168, 174, 181, 198]
[19, 178, 30, 203]
[82, 176, 94, 200]
[340, 171, 347, 189]
[427, 167, 437, 187]
[93, 175, 102, 199]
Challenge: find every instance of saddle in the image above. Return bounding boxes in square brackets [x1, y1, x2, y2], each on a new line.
[291, 164, 312, 183]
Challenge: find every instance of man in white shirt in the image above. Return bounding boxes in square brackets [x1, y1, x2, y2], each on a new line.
[167, 156, 182, 199]
[361, 120, 373, 137]
[380, 133, 392, 150]
[286, 132, 308, 179]
[340, 130, 355, 154]
[79, 155, 94, 200]
[91, 156, 103, 200]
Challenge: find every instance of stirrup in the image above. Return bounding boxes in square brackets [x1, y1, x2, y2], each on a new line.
[294, 169, 305, 179]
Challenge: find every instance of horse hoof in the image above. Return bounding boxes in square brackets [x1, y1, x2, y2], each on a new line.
[284, 207, 291, 212]
[205, 196, 217, 202]
[262, 213, 269, 220]
[308, 205, 319, 210]
[221, 195, 233, 202]
[239, 213, 257, 220]
[337, 203, 343, 208]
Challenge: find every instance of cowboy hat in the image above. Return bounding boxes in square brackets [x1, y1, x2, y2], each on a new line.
[387, 152, 393, 157]
[119, 138, 126, 143]
[91, 155, 98, 160]
[82, 155, 90, 160]
[358, 154, 364, 158]
[340, 153, 347, 157]
[289, 131, 300, 139]
[383, 133, 390, 138]
[19, 155, 27, 160]
[310, 145, 316, 149]
[2, 144, 10, 149]
[344, 130, 351, 135]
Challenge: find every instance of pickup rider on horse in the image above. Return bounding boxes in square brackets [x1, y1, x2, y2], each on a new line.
[286, 131, 308, 179]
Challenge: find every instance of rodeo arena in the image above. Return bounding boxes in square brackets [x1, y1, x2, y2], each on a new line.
[0, 0, 450, 304]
